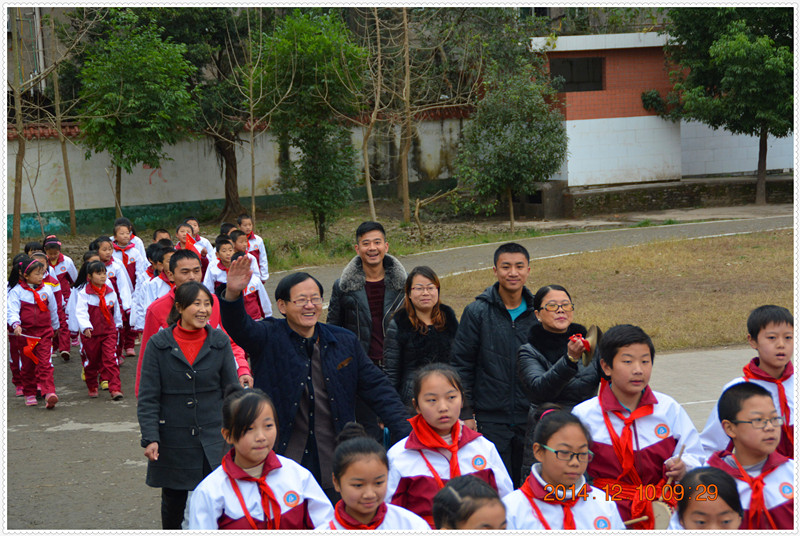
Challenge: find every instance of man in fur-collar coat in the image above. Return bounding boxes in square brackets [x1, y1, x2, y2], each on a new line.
[327, 221, 407, 440]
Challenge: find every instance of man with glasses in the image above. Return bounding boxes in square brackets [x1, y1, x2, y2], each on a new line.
[219, 256, 411, 502]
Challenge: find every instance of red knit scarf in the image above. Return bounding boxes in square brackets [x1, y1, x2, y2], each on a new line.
[731, 454, 779, 530]
[332, 500, 387, 530]
[408, 414, 461, 488]
[112, 242, 135, 266]
[743, 359, 793, 450]
[519, 473, 580, 530]
[221, 450, 281, 530]
[19, 281, 48, 312]
[87, 283, 112, 324]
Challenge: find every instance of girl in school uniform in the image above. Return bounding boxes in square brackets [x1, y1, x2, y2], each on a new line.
[43, 235, 77, 360]
[502, 406, 626, 530]
[111, 221, 147, 358]
[91, 236, 132, 365]
[432, 474, 507, 530]
[7, 255, 60, 408]
[385, 363, 513, 528]
[188, 386, 333, 530]
[74, 261, 124, 400]
[668, 466, 743, 530]
[30, 251, 66, 362]
[317, 422, 430, 530]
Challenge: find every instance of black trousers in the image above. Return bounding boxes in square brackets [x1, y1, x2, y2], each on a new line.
[477, 419, 527, 488]
[160, 456, 212, 529]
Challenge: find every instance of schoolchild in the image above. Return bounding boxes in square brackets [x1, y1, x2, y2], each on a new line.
[188, 386, 333, 529]
[237, 214, 269, 283]
[113, 216, 147, 261]
[74, 261, 123, 399]
[571, 324, 706, 530]
[91, 236, 133, 364]
[152, 228, 171, 243]
[386, 363, 513, 528]
[220, 222, 237, 236]
[129, 243, 162, 332]
[111, 221, 147, 358]
[30, 251, 67, 362]
[24, 241, 43, 255]
[143, 243, 161, 281]
[503, 406, 625, 530]
[8, 254, 31, 396]
[69, 251, 102, 385]
[43, 235, 77, 360]
[203, 236, 235, 291]
[229, 230, 260, 274]
[228, 251, 272, 321]
[669, 466, 743, 530]
[432, 475, 507, 530]
[133, 246, 175, 332]
[316, 422, 430, 530]
[184, 216, 216, 263]
[706, 382, 794, 530]
[7, 255, 60, 408]
[700, 305, 793, 459]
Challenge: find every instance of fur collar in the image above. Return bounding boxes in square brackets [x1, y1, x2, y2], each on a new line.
[338, 254, 406, 293]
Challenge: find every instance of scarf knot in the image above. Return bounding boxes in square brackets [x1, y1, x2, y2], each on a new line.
[408, 413, 461, 487]
[19, 281, 48, 312]
[221, 451, 281, 530]
[333, 500, 387, 530]
[87, 283, 113, 324]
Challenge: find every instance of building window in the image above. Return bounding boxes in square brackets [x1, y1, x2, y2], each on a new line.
[549, 57, 603, 92]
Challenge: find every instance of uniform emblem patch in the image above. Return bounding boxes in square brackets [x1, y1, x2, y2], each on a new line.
[471, 455, 486, 470]
[284, 491, 300, 507]
[654, 424, 670, 439]
[594, 517, 611, 529]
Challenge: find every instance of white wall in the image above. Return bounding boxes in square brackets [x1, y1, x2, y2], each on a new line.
[680, 121, 794, 176]
[562, 116, 682, 187]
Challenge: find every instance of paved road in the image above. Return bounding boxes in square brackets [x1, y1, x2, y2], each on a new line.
[5, 205, 792, 530]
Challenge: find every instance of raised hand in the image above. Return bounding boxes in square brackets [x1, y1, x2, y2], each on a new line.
[225, 255, 253, 301]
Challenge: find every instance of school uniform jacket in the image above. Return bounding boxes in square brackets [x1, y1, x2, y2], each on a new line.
[700, 358, 794, 459]
[42, 272, 63, 311]
[104, 258, 133, 312]
[188, 450, 333, 530]
[130, 269, 156, 331]
[386, 425, 513, 526]
[48, 253, 77, 303]
[240, 274, 272, 321]
[707, 450, 794, 530]
[112, 242, 147, 289]
[195, 235, 216, 264]
[316, 503, 430, 531]
[74, 285, 123, 335]
[503, 467, 626, 530]
[571, 385, 706, 522]
[203, 261, 229, 292]
[7, 283, 60, 335]
[246, 233, 270, 282]
[134, 274, 173, 331]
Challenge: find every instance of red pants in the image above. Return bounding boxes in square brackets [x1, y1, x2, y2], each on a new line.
[8, 333, 23, 387]
[20, 334, 55, 397]
[82, 331, 121, 392]
[117, 312, 137, 355]
[55, 304, 70, 353]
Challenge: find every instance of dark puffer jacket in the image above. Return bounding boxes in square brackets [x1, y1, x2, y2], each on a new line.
[450, 283, 538, 425]
[137, 325, 239, 490]
[383, 304, 459, 409]
[326, 254, 406, 358]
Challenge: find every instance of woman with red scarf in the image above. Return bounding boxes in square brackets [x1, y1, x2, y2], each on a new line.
[503, 407, 625, 530]
[385, 363, 513, 528]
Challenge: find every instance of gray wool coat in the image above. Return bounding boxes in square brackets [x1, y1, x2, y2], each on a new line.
[137, 324, 239, 490]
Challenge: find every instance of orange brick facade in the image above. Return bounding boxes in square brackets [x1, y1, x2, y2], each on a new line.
[549, 47, 671, 121]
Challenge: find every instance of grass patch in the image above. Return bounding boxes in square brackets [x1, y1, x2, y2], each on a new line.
[440, 230, 793, 352]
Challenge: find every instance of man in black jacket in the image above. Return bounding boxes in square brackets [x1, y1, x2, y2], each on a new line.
[327, 221, 407, 439]
[451, 242, 538, 487]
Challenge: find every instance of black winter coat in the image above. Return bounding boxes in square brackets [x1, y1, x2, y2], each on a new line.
[383, 304, 459, 408]
[137, 325, 239, 490]
[450, 283, 538, 424]
[326, 254, 406, 358]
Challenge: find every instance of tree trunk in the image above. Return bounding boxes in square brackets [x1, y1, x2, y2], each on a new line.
[216, 135, 246, 222]
[755, 125, 768, 205]
[50, 14, 76, 236]
[317, 211, 327, 243]
[115, 165, 122, 218]
[11, 12, 25, 253]
[361, 7, 382, 222]
[250, 124, 256, 222]
[507, 186, 515, 233]
[400, 8, 412, 223]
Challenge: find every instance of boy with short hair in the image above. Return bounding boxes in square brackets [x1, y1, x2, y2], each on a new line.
[237, 213, 269, 284]
[184, 216, 215, 263]
[706, 382, 794, 529]
[228, 229, 260, 274]
[571, 324, 706, 530]
[133, 247, 175, 331]
[203, 236, 236, 291]
[700, 305, 793, 459]
[152, 228, 170, 243]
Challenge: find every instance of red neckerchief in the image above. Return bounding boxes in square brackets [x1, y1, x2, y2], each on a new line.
[519, 473, 581, 530]
[217, 261, 229, 272]
[112, 242, 135, 266]
[408, 414, 462, 487]
[332, 500, 387, 530]
[731, 453, 779, 530]
[86, 283, 112, 324]
[247, 231, 255, 241]
[743, 358, 793, 450]
[158, 271, 174, 289]
[19, 281, 48, 312]
[48, 253, 65, 268]
[146, 266, 155, 279]
[220, 450, 282, 530]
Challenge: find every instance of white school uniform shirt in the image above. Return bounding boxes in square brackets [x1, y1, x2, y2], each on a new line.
[195, 235, 216, 264]
[104, 258, 133, 311]
[48, 254, 78, 295]
[316, 503, 431, 531]
[7, 283, 59, 330]
[111, 243, 148, 282]
[74, 283, 123, 331]
[241, 273, 272, 319]
[66, 289, 80, 333]
[129, 269, 154, 330]
[202, 261, 228, 292]
[134, 275, 173, 331]
[247, 233, 270, 281]
[187, 452, 333, 530]
[503, 465, 626, 530]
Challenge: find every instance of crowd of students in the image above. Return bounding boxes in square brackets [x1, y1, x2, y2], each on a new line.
[6, 216, 794, 531]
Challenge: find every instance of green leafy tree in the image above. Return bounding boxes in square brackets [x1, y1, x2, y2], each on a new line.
[455, 62, 567, 232]
[264, 10, 366, 242]
[650, 8, 792, 204]
[77, 9, 197, 217]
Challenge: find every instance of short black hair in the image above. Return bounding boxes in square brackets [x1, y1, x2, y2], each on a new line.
[153, 246, 175, 265]
[229, 229, 246, 242]
[24, 241, 43, 254]
[220, 222, 237, 235]
[145, 243, 161, 262]
[598, 324, 655, 370]
[274, 272, 323, 303]
[332, 422, 388, 482]
[176, 222, 192, 234]
[156, 238, 174, 249]
[237, 213, 252, 225]
[152, 228, 170, 241]
[221, 384, 278, 443]
[747, 305, 793, 339]
[432, 475, 503, 530]
[717, 381, 773, 424]
[678, 467, 742, 522]
[355, 221, 385, 242]
[169, 249, 200, 273]
[183, 216, 199, 225]
[231, 251, 246, 262]
[215, 236, 233, 250]
[493, 242, 529, 265]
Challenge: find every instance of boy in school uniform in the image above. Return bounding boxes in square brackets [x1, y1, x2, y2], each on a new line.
[228, 230, 260, 274]
[700, 305, 793, 459]
[133, 247, 175, 332]
[237, 213, 270, 284]
[571, 324, 706, 530]
[203, 236, 235, 292]
[706, 382, 794, 530]
[43, 235, 77, 360]
[184, 216, 216, 265]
